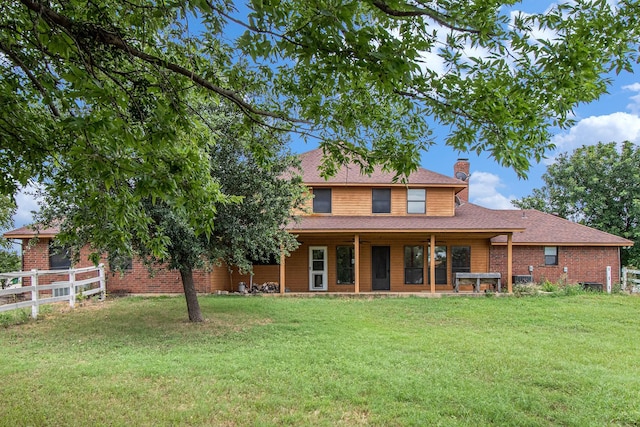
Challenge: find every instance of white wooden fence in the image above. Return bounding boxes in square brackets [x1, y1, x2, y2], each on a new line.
[0, 264, 105, 319]
[622, 267, 640, 293]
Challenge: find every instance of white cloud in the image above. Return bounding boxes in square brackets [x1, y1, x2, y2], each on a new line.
[623, 83, 640, 115]
[13, 185, 42, 228]
[548, 112, 640, 161]
[469, 171, 518, 210]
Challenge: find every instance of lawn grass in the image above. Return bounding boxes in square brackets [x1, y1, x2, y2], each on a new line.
[1, 294, 640, 426]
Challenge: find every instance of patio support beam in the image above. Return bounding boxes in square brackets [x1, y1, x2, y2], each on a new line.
[279, 249, 286, 295]
[354, 234, 360, 293]
[430, 234, 435, 294]
[507, 233, 513, 294]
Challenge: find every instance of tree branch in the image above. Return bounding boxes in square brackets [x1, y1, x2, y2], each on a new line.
[18, 0, 303, 124]
[0, 41, 60, 118]
[371, 0, 481, 34]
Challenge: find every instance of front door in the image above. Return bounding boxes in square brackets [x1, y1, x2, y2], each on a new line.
[371, 246, 391, 291]
[309, 246, 328, 291]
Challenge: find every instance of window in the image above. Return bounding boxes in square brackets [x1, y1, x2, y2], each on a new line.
[544, 247, 558, 265]
[372, 188, 391, 213]
[54, 287, 70, 297]
[404, 246, 424, 284]
[336, 246, 355, 284]
[428, 246, 448, 284]
[49, 241, 71, 270]
[452, 246, 471, 275]
[313, 188, 332, 213]
[109, 254, 133, 271]
[407, 189, 426, 214]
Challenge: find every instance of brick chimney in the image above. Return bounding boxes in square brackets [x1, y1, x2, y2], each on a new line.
[453, 158, 470, 203]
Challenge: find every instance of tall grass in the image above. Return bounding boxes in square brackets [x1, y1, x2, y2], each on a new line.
[1, 295, 639, 426]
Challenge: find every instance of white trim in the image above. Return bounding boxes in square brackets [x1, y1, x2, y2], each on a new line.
[309, 246, 328, 291]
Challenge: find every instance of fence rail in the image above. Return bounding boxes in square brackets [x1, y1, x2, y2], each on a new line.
[622, 267, 640, 293]
[0, 264, 105, 319]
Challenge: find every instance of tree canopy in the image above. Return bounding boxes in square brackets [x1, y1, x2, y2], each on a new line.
[514, 141, 640, 267]
[41, 104, 306, 321]
[2, 0, 639, 257]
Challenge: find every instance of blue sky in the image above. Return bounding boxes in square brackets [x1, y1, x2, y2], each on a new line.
[9, 0, 640, 229]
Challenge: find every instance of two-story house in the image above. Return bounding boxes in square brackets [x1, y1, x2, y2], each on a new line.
[4, 148, 633, 294]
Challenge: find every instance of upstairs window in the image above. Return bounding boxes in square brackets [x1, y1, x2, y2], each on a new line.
[49, 241, 71, 270]
[312, 188, 332, 213]
[407, 189, 426, 214]
[372, 188, 391, 213]
[544, 247, 558, 265]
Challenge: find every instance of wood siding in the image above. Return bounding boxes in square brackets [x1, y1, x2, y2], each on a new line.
[282, 235, 491, 292]
[427, 188, 455, 216]
[302, 186, 457, 217]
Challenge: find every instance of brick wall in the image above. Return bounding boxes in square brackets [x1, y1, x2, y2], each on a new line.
[20, 238, 231, 294]
[490, 245, 621, 285]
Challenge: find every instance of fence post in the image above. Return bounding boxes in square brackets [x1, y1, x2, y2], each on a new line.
[31, 269, 39, 319]
[98, 263, 106, 301]
[69, 268, 76, 308]
[622, 267, 627, 291]
[606, 266, 612, 294]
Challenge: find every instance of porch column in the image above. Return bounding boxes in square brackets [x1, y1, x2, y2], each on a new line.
[354, 234, 360, 294]
[430, 234, 435, 294]
[507, 233, 513, 294]
[279, 249, 286, 295]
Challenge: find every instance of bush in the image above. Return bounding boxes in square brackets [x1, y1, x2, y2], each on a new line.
[559, 283, 586, 296]
[513, 283, 539, 296]
[541, 280, 559, 292]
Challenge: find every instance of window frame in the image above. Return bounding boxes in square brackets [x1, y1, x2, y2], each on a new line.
[544, 246, 558, 266]
[372, 188, 391, 214]
[336, 246, 355, 285]
[312, 188, 332, 214]
[48, 241, 71, 270]
[407, 189, 426, 214]
[404, 245, 424, 284]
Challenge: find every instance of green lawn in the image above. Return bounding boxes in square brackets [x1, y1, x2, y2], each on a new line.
[1, 294, 639, 426]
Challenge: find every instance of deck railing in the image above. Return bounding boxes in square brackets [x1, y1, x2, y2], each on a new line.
[0, 264, 105, 319]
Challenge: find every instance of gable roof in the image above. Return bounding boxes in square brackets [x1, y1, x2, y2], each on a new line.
[299, 148, 466, 187]
[490, 209, 633, 246]
[3, 224, 59, 239]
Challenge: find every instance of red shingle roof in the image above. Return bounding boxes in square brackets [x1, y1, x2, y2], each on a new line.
[299, 148, 466, 187]
[4, 224, 59, 239]
[490, 209, 633, 246]
[288, 203, 525, 234]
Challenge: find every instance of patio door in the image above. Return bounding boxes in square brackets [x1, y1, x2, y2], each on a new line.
[309, 246, 328, 291]
[372, 246, 391, 291]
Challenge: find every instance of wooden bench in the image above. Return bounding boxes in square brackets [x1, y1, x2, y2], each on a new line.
[454, 273, 501, 293]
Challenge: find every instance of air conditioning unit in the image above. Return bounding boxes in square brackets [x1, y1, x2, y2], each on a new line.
[513, 275, 533, 284]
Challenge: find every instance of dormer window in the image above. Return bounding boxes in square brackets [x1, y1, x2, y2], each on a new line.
[407, 189, 426, 214]
[312, 188, 332, 213]
[372, 188, 391, 213]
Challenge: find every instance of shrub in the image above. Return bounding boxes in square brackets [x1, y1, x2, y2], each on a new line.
[541, 280, 559, 292]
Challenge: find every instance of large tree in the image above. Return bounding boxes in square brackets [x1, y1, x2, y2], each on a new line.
[42, 106, 306, 321]
[514, 141, 640, 267]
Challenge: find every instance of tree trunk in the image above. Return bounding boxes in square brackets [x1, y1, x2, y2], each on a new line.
[179, 266, 203, 322]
